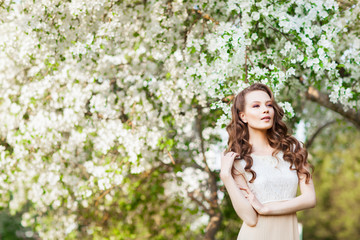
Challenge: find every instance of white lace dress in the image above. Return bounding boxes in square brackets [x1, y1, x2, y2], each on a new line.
[234, 151, 300, 240]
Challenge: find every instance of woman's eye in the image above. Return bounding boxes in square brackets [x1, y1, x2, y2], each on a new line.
[267, 104, 273, 107]
[253, 105, 259, 108]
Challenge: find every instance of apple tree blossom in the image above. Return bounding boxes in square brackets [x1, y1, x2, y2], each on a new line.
[0, 0, 359, 239]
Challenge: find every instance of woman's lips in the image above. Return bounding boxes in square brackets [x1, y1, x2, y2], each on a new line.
[261, 116, 271, 121]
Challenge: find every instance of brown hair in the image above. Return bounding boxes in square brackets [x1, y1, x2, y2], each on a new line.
[225, 83, 312, 183]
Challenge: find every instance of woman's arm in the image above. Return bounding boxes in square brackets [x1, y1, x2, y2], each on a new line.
[261, 171, 316, 215]
[220, 151, 258, 226]
[242, 167, 316, 215]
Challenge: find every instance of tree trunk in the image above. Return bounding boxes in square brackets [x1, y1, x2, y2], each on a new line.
[203, 212, 222, 240]
[195, 105, 223, 240]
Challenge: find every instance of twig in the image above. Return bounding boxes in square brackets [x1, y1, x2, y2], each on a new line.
[166, 150, 175, 165]
[95, 185, 116, 206]
[188, 191, 211, 215]
[192, 9, 219, 25]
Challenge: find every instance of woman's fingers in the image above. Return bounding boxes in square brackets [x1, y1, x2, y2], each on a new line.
[240, 187, 249, 192]
[222, 150, 240, 158]
[227, 152, 239, 159]
[242, 188, 253, 196]
[240, 187, 249, 197]
[222, 151, 235, 160]
[240, 187, 254, 199]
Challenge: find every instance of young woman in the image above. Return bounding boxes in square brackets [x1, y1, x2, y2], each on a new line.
[220, 83, 316, 240]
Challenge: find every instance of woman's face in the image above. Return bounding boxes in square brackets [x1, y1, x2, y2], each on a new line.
[239, 90, 274, 131]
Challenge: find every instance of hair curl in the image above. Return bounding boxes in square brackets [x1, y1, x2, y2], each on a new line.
[225, 83, 312, 183]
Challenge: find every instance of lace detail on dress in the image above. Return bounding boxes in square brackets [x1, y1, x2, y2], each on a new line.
[233, 151, 298, 204]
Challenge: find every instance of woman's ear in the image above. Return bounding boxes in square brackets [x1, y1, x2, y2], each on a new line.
[239, 112, 247, 123]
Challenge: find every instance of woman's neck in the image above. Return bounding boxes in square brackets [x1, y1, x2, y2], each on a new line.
[248, 128, 273, 154]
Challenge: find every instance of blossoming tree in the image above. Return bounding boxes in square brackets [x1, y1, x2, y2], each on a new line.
[0, 0, 359, 239]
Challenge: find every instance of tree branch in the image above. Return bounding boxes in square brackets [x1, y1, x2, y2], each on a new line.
[188, 191, 211, 215]
[305, 86, 360, 129]
[244, 49, 248, 83]
[305, 120, 337, 149]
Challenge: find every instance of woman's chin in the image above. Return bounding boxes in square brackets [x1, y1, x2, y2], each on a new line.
[249, 125, 273, 131]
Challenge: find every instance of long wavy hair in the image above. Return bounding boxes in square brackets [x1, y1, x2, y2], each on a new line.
[225, 83, 312, 183]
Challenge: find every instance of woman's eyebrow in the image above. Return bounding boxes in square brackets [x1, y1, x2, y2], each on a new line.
[250, 100, 272, 104]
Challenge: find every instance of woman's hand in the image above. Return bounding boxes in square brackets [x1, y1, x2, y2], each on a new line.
[220, 150, 239, 180]
[240, 187, 269, 215]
